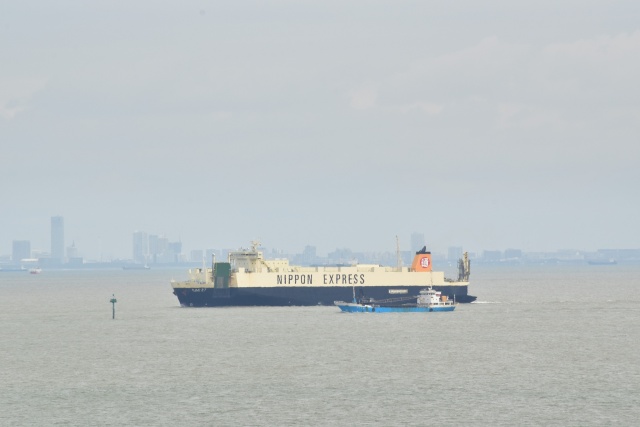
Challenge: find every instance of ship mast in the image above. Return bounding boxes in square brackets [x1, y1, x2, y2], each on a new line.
[203, 255, 209, 285]
[396, 235, 402, 272]
[211, 253, 216, 285]
[457, 251, 471, 281]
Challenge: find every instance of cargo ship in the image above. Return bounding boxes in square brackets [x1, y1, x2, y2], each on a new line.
[171, 242, 475, 307]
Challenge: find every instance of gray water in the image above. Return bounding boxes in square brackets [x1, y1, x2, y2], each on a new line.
[1, 265, 639, 426]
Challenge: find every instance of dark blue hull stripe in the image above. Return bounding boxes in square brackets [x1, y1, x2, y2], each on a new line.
[173, 286, 476, 307]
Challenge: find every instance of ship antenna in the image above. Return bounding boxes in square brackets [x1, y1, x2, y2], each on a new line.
[396, 235, 402, 272]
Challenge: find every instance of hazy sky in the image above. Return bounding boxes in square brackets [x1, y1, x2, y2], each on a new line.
[2, 1, 639, 259]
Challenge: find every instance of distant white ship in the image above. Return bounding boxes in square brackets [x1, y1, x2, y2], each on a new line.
[122, 264, 150, 270]
[587, 259, 617, 265]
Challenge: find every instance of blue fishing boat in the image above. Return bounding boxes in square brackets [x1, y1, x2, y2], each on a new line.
[335, 287, 456, 313]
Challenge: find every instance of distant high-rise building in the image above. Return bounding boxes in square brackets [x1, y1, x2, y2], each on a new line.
[148, 234, 166, 259]
[66, 241, 83, 266]
[168, 241, 182, 262]
[67, 241, 78, 259]
[504, 248, 522, 260]
[51, 216, 64, 263]
[145, 234, 182, 263]
[483, 250, 502, 261]
[448, 246, 463, 261]
[206, 249, 223, 263]
[133, 231, 149, 263]
[411, 232, 425, 252]
[294, 245, 318, 265]
[148, 234, 159, 259]
[190, 249, 204, 263]
[12, 240, 31, 263]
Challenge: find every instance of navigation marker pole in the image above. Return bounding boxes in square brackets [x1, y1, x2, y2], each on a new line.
[110, 294, 117, 319]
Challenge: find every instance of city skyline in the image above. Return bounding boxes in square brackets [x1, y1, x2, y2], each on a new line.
[2, 215, 638, 265]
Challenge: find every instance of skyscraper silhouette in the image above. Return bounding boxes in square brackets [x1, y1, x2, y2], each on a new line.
[51, 216, 64, 264]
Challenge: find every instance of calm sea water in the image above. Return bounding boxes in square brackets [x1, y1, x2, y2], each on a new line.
[1, 264, 639, 426]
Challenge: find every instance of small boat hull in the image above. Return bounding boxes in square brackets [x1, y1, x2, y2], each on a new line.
[335, 302, 455, 313]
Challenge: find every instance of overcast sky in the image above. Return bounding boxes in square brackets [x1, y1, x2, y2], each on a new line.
[2, 1, 639, 259]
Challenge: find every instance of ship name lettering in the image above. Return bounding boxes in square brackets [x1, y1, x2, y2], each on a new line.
[323, 274, 365, 285]
[276, 274, 313, 285]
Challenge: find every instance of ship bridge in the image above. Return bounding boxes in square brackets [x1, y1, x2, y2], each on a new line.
[229, 242, 291, 273]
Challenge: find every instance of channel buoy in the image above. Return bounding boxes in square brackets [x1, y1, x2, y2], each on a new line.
[110, 294, 117, 319]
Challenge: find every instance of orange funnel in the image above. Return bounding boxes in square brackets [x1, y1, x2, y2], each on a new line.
[411, 252, 432, 272]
